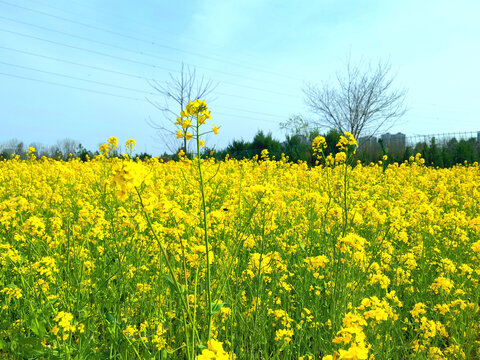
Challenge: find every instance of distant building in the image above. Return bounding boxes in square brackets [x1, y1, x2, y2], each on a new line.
[381, 132, 406, 146]
[477, 131, 480, 141]
[381, 132, 406, 144]
[381, 132, 406, 155]
[358, 136, 377, 148]
[356, 135, 380, 159]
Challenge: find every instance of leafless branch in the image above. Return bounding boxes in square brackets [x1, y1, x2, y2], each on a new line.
[147, 63, 219, 154]
[303, 59, 407, 140]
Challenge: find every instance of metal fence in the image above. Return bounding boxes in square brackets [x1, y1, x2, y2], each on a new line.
[358, 131, 480, 153]
[406, 131, 479, 147]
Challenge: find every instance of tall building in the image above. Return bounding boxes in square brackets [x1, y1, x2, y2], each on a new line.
[358, 135, 377, 148]
[381, 133, 406, 155]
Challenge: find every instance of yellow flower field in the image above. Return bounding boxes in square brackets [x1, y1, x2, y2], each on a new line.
[1, 103, 480, 359]
[1, 151, 479, 359]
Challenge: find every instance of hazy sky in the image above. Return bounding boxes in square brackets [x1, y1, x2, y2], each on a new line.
[1, 0, 479, 155]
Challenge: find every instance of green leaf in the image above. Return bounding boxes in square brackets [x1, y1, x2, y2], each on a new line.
[210, 302, 226, 315]
[103, 307, 115, 324]
[29, 318, 46, 337]
[163, 275, 185, 294]
[106, 312, 115, 324]
[160, 348, 168, 360]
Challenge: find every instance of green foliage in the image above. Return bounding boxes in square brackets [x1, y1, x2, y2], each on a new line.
[356, 136, 480, 167]
[283, 134, 312, 163]
[136, 152, 153, 161]
[219, 132, 284, 160]
[412, 137, 480, 167]
[225, 139, 253, 159]
[251, 131, 283, 159]
[324, 129, 342, 156]
[218, 129, 344, 164]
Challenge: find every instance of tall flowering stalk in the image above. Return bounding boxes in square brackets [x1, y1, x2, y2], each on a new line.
[176, 99, 219, 343]
[336, 131, 357, 235]
[124, 139, 136, 158]
[312, 135, 334, 236]
[312, 132, 358, 337]
[111, 102, 222, 358]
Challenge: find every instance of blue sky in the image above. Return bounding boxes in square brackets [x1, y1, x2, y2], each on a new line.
[1, 0, 479, 155]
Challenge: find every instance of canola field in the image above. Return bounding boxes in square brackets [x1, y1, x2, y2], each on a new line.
[1, 102, 480, 359]
[1, 151, 480, 360]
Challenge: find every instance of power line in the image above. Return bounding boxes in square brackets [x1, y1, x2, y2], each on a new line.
[215, 113, 281, 124]
[0, 60, 159, 96]
[0, 15, 291, 89]
[0, 0, 303, 82]
[0, 28, 177, 72]
[4, 43, 471, 118]
[0, 71, 145, 101]
[410, 101, 475, 112]
[218, 107, 286, 119]
[21, 0, 289, 79]
[0, 60, 288, 119]
[0, 71, 286, 122]
[0, 27, 300, 99]
[4, 2, 475, 123]
[0, 46, 287, 106]
[0, 52, 292, 117]
[0, 45, 151, 80]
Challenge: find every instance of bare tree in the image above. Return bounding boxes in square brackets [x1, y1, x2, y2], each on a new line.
[57, 139, 81, 156]
[303, 59, 407, 140]
[0, 138, 25, 157]
[148, 64, 217, 154]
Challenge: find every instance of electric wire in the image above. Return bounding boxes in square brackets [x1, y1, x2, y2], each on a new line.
[0, 61, 288, 118]
[0, 46, 289, 106]
[0, 60, 159, 96]
[0, 71, 286, 123]
[20, 0, 282, 77]
[0, 71, 145, 101]
[0, 0, 303, 81]
[0, 27, 300, 98]
[0, 15, 290, 89]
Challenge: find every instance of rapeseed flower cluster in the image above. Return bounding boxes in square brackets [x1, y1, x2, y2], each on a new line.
[312, 135, 327, 155]
[174, 99, 219, 145]
[111, 161, 150, 201]
[198, 339, 234, 360]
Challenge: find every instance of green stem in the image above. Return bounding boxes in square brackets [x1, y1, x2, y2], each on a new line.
[192, 267, 199, 356]
[196, 117, 213, 341]
[123, 334, 143, 360]
[183, 313, 191, 360]
[251, 214, 266, 356]
[135, 188, 200, 345]
[343, 162, 348, 236]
